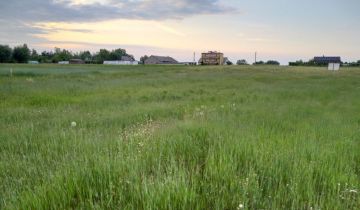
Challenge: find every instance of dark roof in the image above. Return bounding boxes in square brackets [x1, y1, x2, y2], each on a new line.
[145, 55, 178, 64]
[121, 56, 135, 61]
[69, 59, 85, 64]
[314, 56, 341, 63]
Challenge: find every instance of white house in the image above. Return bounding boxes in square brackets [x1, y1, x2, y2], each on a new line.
[103, 60, 139, 65]
[103, 55, 138, 65]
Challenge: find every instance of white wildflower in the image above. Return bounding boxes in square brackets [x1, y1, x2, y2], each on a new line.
[237, 203, 244, 209]
[349, 189, 358, 193]
[71, 121, 77, 127]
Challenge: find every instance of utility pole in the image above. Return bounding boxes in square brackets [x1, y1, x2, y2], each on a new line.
[254, 51, 257, 65]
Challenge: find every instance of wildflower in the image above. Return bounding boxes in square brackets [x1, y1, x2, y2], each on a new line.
[71, 121, 77, 127]
[237, 203, 244, 209]
[349, 189, 358, 193]
[199, 111, 204, 116]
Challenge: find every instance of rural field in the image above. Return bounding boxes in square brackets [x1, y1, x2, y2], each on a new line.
[0, 64, 359, 209]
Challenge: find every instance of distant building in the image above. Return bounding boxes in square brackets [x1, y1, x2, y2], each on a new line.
[103, 55, 139, 65]
[28, 61, 39, 64]
[69, 59, 85, 64]
[144, 55, 178, 65]
[120, 55, 135, 62]
[179, 62, 197, 65]
[199, 51, 224, 65]
[58, 61, 69, 65]
[104, 60, 139, 65]
[314, 56, 341, 65]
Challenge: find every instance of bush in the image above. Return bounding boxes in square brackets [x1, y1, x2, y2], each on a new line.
[236, 59, 248, 65]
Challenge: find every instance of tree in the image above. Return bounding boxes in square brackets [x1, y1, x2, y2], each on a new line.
[266, 60, 280, 65]
[39, 51, 54, 63]
[289, 60, 304, 66]
[94, 49, 111, 64]
[30, 49, 39, 61]
[254, 61, 265, 65]
[109, 48, 127, 60]
[140, 55, 149, 64]
[79, 51, 93, 63]
[226, 60, 233, 65]
[12, 44, 30, 63]
[52, 48, 73, 62]
[236, 59, 248, 65]
[0, 45, 12, 63]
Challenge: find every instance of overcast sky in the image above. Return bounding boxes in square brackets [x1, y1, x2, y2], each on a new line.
[1, 0, 359, 64]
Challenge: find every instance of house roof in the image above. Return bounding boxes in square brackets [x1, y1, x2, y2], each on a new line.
[314, 56, 341, 63]
[148, 55, 178, 63]
[121, 55, 135, 61]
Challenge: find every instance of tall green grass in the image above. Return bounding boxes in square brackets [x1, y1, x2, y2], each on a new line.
[0, 64, 359, 209]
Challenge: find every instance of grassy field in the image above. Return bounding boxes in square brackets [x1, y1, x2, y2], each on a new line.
[0, 64, 359, 209]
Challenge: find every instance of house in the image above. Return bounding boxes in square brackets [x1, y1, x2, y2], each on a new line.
[103, 55, 139, 65]
[69, 59, 85, 64]
[144, 55, 178, 64]
[313, 56, 341, 65]
[199, 51, 224, 65]
[58, 61, 69, 65]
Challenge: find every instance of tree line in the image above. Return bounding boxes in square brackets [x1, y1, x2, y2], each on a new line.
[289, 59, 360, 67]
[0, 44, 134, 64]
[236, 59, 280, 65]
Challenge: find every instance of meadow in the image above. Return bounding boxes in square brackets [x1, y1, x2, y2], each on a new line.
[0, 64, 359, 209]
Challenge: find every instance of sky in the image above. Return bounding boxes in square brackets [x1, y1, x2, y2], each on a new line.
[1, 0, 359, 64]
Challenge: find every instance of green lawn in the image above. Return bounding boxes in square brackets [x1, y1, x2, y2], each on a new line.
[0, 64, 359, 209]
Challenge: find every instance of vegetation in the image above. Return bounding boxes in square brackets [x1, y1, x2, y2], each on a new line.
[0, 64, 359, 209]
[237, 59, 248, 65]
[289, 59, 360, 67]
[0, 45, 12, 63]
[140, 55, 149, 64]
[225, 60, 233, 65]
[265, 60, 280, 65]
[12, 44, 30, 63]
[344, 61, 360, 67]
[0, 44, 133, 64]
[253, 60, 280, 65]
[289, 59, 322, 67]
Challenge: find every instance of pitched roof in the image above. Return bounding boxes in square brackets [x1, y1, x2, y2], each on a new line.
[145, 55, 178, 64]
[121, 55, 135, 61]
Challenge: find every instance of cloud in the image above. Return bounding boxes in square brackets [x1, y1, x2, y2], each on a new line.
[0, 0, 235, 23]
[0, 0, 235, 45]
